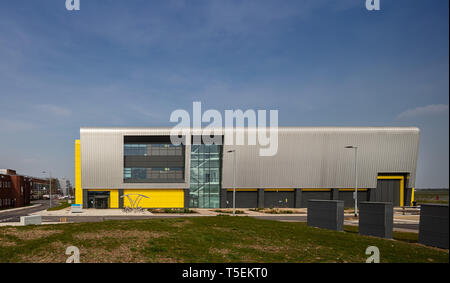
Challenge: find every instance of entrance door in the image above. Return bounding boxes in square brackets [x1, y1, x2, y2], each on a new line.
[375, 175, 405, 206]
[94, 196, 109, 209]
[87, 191, 110, 209]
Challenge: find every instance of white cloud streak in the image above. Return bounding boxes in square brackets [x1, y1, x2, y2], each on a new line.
[35, 104, 72, 117]
[397, 104, 449, 119]
[0, 118, 36, 131]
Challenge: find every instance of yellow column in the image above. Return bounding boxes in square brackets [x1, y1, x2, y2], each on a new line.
[110, 189, 119, 208]
[75, 140, 83, 205]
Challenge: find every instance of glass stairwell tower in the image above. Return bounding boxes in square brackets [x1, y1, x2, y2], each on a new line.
[189, 143, 222, 208]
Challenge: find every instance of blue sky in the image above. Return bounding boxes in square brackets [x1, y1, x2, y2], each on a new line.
[0, 0, 448, 188]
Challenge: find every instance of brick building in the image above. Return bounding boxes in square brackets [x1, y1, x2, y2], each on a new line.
[0, 169, 32, 209]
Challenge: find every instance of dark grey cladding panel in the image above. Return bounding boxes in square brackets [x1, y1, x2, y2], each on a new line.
[307, 200, 344, 231]
[124, 156, 185, 168]
[294, 189, 302, 208]
[359, 202, 393, 239]
[118, 189, 124, 208]
[258, 189, 264, 208]
[226, 191, 258, 208]
[301, 191, 333, 208]
[264, 191, 295, 208]
[220, 189, 227, 208]
[82, 190, 88, 208]
[419, 204, 449, 249]
[338, 191, 369, 208]
[184, 189, 190, 208]
[375, 179, 401, 206]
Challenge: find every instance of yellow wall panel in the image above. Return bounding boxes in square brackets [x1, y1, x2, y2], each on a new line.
[110, 189, 119, 208]
[75, 140, 83, 205]
[123, 189, 184, 208]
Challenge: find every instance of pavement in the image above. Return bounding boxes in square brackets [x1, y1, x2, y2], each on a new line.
[0, 205, 420, 233]
[0, 200, 58, 223]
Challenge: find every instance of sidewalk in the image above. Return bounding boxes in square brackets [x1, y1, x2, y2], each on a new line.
[32, 207, 221, 217]
[31, 207, 421, 220]
[32, 207, 310, 217]
[0, 204, 42, 214]
[0, 222, 64, 227]
[27, 207, 420, 233]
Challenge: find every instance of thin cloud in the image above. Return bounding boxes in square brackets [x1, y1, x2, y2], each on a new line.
[397, 104, 449, 120]
[0, 118, 36, 131]
[35, 104, 72, 117]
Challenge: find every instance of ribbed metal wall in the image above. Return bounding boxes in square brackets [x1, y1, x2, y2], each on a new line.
[80, 128, 191, 189]
[80, 127, 419, 190]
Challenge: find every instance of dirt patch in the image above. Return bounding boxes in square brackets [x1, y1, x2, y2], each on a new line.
[211, 226, 235, 233]
[233, 243, 286, 253]
[1, 228, 63, 241]
[69, 230, 171, 263]
[79, 244, 147, 263]
[169, 220, 192, 228]
[209, 247, 231, 256]
[74, 230, 169, 240]
[21, 241, 67, 263]
[149, 256, 181, 263]
[0, 239, 16, 247]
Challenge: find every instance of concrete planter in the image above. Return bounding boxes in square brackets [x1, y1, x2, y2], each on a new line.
[419, 204, 449, 249]
[359, 202, 393, 239]
[307, 200, 344, 231]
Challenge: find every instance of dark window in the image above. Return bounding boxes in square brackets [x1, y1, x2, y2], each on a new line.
[123, 136, 185, 183]
[124, 167, 184, 183]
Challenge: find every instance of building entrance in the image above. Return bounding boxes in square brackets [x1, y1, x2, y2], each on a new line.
[87, 191, 110, 209]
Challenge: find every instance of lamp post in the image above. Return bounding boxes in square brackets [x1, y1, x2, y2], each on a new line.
[227, 149, 236, 216]
[345, 146, 358, 217]
[42, 171, 52, 208]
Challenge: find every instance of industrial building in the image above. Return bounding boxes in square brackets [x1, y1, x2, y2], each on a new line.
[75, 127, 420, 209]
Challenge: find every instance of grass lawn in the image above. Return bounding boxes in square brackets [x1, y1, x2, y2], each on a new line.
[0, 216, 447, 263]
[415, 189, 449, 204]
[47, 201, 71, 211]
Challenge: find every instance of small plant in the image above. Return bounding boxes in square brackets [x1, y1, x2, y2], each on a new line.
[263, 209, 294, 214]
[212, 209, 246, 214]
[249, 208, 265, 212]
[148, 208, 197, 214]
[122, 206, 132, 213]
[47, 201, 71, 211]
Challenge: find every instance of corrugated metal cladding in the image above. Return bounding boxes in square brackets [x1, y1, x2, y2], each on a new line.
[80, 127, 420, 190]
[80, 128, 191, 189]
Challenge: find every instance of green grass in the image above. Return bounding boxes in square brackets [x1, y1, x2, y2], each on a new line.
[415, 189, 449, 204]
[343, 225, 419, 243]
[47, 201, 71, 211]
[0, 217, 447, 263]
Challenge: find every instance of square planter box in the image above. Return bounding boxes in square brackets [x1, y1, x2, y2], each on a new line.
[307, 200, 344, 231]
[359, 202, 393, 239]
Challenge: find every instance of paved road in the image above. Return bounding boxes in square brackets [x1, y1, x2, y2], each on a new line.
[0, 200, 59, 223]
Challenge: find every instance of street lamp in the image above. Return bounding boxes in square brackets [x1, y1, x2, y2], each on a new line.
[42, 171, 52, 208]
[227, 149, 236, 216]
[345, 146, 358, 217]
